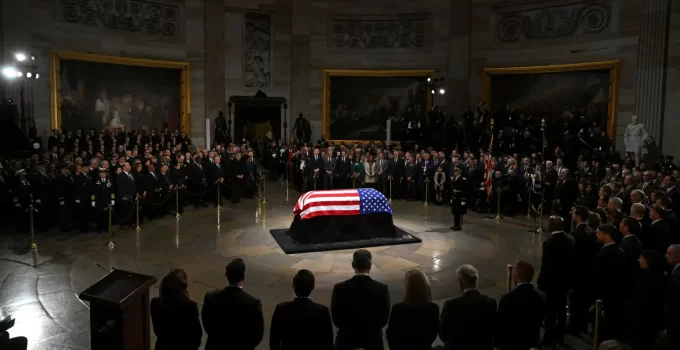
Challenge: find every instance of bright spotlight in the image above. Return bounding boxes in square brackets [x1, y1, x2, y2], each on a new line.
[35, 73, 40, 79]
[31, 56, 35, 61]
[427, 77, 431, 82]
[431, 89, 435, 95]
[26, 72, 32, 78]
[15, 53, 27, 62]
[17, 71, 23, 77]
[2, 66, 17, 79]
[439, 88, 446, 95]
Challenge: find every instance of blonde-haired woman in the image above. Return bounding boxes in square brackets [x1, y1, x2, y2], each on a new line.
[386, 269, 439, 350]
[363, 154, 377, 189]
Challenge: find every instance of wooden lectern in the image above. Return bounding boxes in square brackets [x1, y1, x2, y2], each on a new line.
[79, 269, 157, 350]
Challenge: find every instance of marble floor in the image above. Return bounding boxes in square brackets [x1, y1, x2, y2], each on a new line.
[0, 182, 591, 349]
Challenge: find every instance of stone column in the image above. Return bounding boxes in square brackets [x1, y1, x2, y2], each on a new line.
[635, 0, 671, 146]
[291, 0, 311, 140]
[204, 0, 226, 141]
[448, 0, 471, 115]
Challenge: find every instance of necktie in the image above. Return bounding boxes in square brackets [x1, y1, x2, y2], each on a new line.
[128, 173, 133, 181]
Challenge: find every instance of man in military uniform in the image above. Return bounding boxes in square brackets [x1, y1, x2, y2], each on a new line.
[451, 166, 469, 231]
[171, 161, 186, 215]
[55, 162, 75, 232]
[11, 169, 33, 232]
[94, 169, 114, 233]
[31, 160, 52, 231]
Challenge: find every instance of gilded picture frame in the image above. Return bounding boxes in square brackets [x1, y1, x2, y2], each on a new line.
[322, 69, 435, 144]
[482, 60, 620, 140]
[50, 50, 191, 133]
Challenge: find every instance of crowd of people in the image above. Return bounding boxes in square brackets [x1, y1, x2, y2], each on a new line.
[149, 244, 680, 350]
[1, 102, 680, 350]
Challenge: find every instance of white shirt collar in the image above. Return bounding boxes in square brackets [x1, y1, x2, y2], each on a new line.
[516, 282, 532, 286]
[463, 288, 477, 294]
[674, 263, 680, 273]
[603, 241, 616, 247]
[551, 231, 562, 235]
[354, 272, 370, 276]
[652, 219, 662, 225]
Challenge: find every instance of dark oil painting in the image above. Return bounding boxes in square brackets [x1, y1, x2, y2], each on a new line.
[329, 75, 429, 140]
[489, 69, 611, 130]
[59, 59, 181, 132]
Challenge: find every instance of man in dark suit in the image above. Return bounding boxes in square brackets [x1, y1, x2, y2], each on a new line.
[306, 148, 324, 191]
[388, 150, 404, 200]
[270, 269, 333, 350]
[619, 216, 643, 292]
[665, 244, 680, 349]
[495, 260, 546, 350]
[202, 258, 264, 350]
[439, 264, 497, 350]
[331, 249, 390, 350]
[594, 223, 627, 341]
[537, 216, 575, 348]
[115, 162, 137, 229]
[568, 206, 599, 336]
[335, 151, 350, 189]
[650, 204, 672, 254]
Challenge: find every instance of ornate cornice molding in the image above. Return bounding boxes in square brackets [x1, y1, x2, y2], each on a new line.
[59, 0, 181, 37]
[328, 14, 430, 49]
[494, 0, 612, 42]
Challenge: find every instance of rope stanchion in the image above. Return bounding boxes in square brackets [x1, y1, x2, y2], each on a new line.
[174, 187, 180, 219]
[505, 264, 513, 292]
[389, 176, 392, 203]
[28, 203, 38, 250]
[314, 175, 317, 191]
[593, 299, 603, 349]
[106, 204, 115, 249]
[526, 189, 532, 220]
[135, 193, 141, 231]
[424, 178, 430, 206]
[495, 190, 502, 222]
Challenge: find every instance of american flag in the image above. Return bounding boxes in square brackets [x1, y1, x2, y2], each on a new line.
[294, 188, 393, 220]
[484, 132, 494, 199]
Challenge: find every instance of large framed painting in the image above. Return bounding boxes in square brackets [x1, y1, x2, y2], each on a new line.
[50, 50, 191, 133]
[482, 61, 620, 139]
[322, 69, 434, 143]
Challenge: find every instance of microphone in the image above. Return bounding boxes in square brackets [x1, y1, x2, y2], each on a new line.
[96, 263, 115, 273]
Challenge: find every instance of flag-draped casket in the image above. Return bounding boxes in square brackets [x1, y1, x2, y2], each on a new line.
[289, 188, 396, 244]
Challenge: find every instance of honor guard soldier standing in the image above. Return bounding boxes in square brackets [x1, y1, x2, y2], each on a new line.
[94, 169, 114, 233]
[55, 162, 75, 232]
[451, 166, 468, 231]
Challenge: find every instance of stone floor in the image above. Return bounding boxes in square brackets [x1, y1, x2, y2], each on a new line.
[0, 182, 591, 349]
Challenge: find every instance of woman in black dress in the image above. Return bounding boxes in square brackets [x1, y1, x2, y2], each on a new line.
[625, 250, 667, 350]
[150, 268, 202, 350]
[386, 269, 439, 350]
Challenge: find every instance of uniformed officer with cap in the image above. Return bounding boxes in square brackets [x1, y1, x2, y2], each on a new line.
[450, 166, 469, 231]
[94, 168, 115, 233]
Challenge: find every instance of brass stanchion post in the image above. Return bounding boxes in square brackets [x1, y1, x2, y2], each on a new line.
[314, 175, 317, 191]
[505, 264, 513, 292]
[174, 187, 180, 219]
[424, 178, 429, 206]
[217, 182, 222, 208]
[389, 176, 392, 203]
[135, 193, 141, 231]
[106, 204, 115, 249]
[352, 177, 355, 189]
[263, 174, 267, 203]
[28, 204, 37, 250]
[536, 196, 544, 234]
[526, 189, 532, 220]
[593, 299, 603, 349]
[495, 190, 502, 221]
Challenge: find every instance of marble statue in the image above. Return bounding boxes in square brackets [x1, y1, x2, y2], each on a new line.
[624, 115, 651, 166]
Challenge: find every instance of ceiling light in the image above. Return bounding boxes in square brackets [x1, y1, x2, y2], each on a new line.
[26, 72, 32, 78]
[439, 88, 445, 95]
[15, 53, 26, 62]
[431, 89, 435, 95]
[2, 66, 17, 79]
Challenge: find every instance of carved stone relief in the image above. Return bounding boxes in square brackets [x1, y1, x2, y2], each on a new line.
[329, 15, 428, 49]
[59, 0, 180, 37]
[495, 0, 611, 42]
[244, 12, 271, 88]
